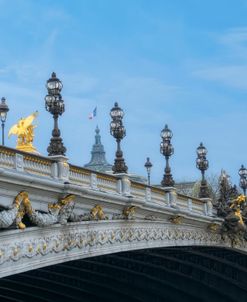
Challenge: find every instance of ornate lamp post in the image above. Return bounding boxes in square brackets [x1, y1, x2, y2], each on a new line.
[45, 72, 66, 156]
[0, 97, 9, 146]
[196, 142, 209, 198]
[110, 102, 128, 174]
[160, 124, 174, 187]
[144, 157, 152, 186]
[239, 164, 247, 196]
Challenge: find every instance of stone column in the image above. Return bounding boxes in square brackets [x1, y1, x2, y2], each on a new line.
[187, 198, 193, 212]
[115, 173, 132, 197]
[164, 187, 178, 208]
[14, 154, 24, 172]
[50, 155, 69, 182]
[145, 187, 152, 202]
[200, 197, 213, 216]
[90, 173, 98, 190]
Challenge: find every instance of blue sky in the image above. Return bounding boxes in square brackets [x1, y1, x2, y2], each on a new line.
[1, 0, 247, 185]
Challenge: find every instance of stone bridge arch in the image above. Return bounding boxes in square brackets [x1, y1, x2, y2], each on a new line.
[0, 219, 245, 279]
[0, 246, 246, 302]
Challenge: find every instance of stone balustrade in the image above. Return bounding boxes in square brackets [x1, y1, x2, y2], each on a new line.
[96, 173, 118, 192]
[0, 147, 16, 168]
[0, 146, 53, 176]
[69, 165, 91, 187]
[0, 145, 213, 218]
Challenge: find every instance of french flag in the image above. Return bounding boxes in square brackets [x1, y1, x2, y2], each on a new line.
[89, 107, 97, 119]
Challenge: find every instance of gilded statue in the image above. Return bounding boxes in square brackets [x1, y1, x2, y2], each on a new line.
[230, 194, 246, 209]
[222, 194, 247, 236]
[8, 111, 39, 153]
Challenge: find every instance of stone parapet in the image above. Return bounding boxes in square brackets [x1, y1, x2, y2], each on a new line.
[0, 146, 212, 218]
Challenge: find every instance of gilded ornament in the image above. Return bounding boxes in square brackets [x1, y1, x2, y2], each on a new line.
[207, 223, 219, 233]
[23, 193, 76, 227]
[221, 194, 247, 243]
[8, 111, 39, 154]
[0, 191, 27, 229]
[230, 194, 246, 209]
[169, 215, 183, 224]
[235, 208, 245, 226]
[17, 221, 26, 230]
[58, 194, 75, 206]
[13, 247, 19, 257]
[28, 245, 33, 253]
[68, 239, 72, 246]
[0, 192, 75, 229]
[123, 206, 136, 219]
[0, 224, 226, 270]
[90, 205, 106, 220]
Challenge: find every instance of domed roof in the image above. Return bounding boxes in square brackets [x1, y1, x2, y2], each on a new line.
[84, 126, 112, 173]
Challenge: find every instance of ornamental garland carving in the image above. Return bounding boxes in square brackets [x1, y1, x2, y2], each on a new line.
[0, 225, 225, 266]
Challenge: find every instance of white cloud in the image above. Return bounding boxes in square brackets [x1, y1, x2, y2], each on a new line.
[194, 65, 247, 89]
[219, 27, 247, 45]
[193, 27, 247, 89]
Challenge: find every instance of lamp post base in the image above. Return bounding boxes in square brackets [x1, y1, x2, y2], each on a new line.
[112, 148, 128, 174]
[161, 174, 175, 187]
[1, 122, 4, 146]
[47, 137, 66, 156]
[199, 180, 210, 198]
[112, 158, 128, 174]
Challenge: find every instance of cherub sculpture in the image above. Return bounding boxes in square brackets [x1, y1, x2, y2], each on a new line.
[8, 111, 39, 153]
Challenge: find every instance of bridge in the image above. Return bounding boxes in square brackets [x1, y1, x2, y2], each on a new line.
[0, 144, 245, 272]
[0, 144, 247, 301]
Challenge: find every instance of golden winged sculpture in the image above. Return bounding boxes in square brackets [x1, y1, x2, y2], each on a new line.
[8, 111, 39, 153]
